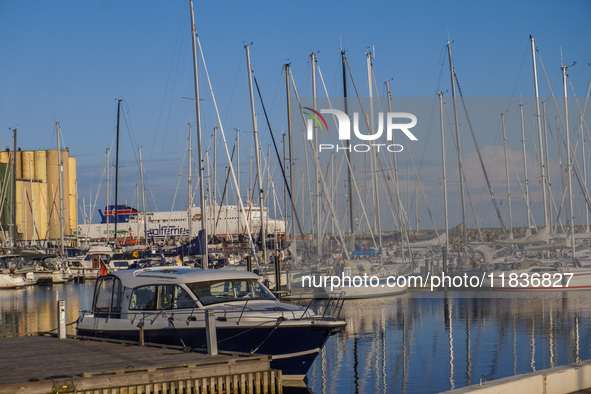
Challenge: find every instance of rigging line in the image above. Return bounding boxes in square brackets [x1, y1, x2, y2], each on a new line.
[536, 48, 568, 135]
[568, 75, 591, 151]
[584, 66, 591, 118]
[169, 138, 189, 219]
[150, 4, 187, 171]
[196, 37, 260, 266]
[267, 70, 284, 123]
[522, 102, 544, 170]
[505, 40, 531, 113]
[223, 51, 245, 126]
[214, 144, 236, 231]
[380, 74, 439, 237]
[342, 55, 386, 241]
[369, 61, 409, 236]
[455, 70, 507, 237]
[314, 56, 379, 246]
[545, 72, 591, 219]
[443, 95, 484, 239]
[315, 61, 351, 227]
[435, 44, 447, 94]
[120, 100, 141, 170]
[252, 71, 310, 256]
[289, 67, 351, 259]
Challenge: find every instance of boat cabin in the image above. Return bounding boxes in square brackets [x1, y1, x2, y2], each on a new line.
[91, 268, 276, 318]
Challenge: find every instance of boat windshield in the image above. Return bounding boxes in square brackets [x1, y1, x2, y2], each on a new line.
[186, 279, 275, 306]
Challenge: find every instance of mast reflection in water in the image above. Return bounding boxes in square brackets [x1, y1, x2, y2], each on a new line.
[307, 291, 591, 393]
[1, 285, 590, 393]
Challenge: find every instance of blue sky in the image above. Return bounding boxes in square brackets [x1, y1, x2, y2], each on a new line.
[1, 0, 590, 229]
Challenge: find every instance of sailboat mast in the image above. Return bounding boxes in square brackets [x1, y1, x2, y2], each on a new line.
[11, 129, 16, 246]
[138, 147, 147, 245]
[213, 126, 218, 231]
[520, 104, 532, 228]
[311, 52, 322, 258]
[285, 64, 296, 245]
[386, 81, 404, 246]
[114, 99, 121, 246]
[245, 44, 267, 265]
[542, 102, 552, 230]
[581, 114, 588, 232]
[106, 148, 110, 243]
[447, 42, 467, 244]
[439, 92, 450, 252]
[367, 51, 382, 256]
[28, 155, 37, 246]
[236, 128, 241, 238]
[56, 122, 65, 257]
[188, 122, 193, 239]
[531, 35, 548, 229]
[282, 133, 287, 239]
[342, 51, 354, 234]
[501, 113, 514, 239]
[562, 65, 576, 258]
[190, 0, 209, 269]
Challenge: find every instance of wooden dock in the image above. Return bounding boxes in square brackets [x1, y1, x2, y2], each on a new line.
[0, 335, 282, 393]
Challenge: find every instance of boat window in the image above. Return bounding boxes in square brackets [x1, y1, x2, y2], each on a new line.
[93, 276, 122, 317]
[186, 279, 275, 306]
[130, 285, 157, 310]
[129, 285, 196, 310]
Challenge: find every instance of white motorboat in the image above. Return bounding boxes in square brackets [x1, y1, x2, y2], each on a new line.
[0, 269, 26, 289]
[67, 245, 114, 279]
[77, 267, 345, 379]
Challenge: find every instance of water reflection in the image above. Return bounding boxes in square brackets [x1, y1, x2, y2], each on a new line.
[307, 291, 591, 393]
[1, 285, 590, 393]
[0, 282, 94, 336]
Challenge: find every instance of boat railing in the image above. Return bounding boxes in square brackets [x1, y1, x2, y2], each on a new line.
[80, 296, 341, 326]
[283, 292, 346, 320]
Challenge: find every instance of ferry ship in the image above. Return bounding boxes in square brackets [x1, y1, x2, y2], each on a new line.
[78, 204, 286, 242]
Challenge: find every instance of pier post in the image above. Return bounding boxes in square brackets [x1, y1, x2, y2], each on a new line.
[205, 310, 218, 356]
[274, 255, 281, 292]
[138, 321, 145, 346]
[57, 300, 66, 339]
[246, 255, 252, 272]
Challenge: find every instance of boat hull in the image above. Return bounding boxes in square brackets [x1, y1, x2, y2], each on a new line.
[77, 319, 342, 377]
[0, 273, 26, 289]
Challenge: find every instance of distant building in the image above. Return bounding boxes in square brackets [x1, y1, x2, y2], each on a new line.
[0, 148, 77, 244]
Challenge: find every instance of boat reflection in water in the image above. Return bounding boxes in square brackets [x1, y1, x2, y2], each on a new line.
[1, 285, 591, 393]
[0, 282, 94, 336]
[307, 290, 591, 393]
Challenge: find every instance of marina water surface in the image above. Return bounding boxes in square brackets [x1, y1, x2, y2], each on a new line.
[2, 284, 590, 393]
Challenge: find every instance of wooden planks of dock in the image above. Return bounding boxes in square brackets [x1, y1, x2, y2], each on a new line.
[0, 335, 282, 393]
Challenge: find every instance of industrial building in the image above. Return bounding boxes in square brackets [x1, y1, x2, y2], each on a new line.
[0, 148, 77, 245]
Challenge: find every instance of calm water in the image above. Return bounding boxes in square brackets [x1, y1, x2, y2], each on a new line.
[2, 284, 590, 393]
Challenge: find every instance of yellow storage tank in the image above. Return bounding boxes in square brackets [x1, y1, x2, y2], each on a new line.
[0, 151, 9, 164]
[46, 150, 59, 240]
[68, 156, 77, 235]
[62, 150, 70, 236]
[33, 151, 48, 239]
[15, 180, 23, 240]
[15, 150, 22, 179]
[21, 151, 34, 180]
